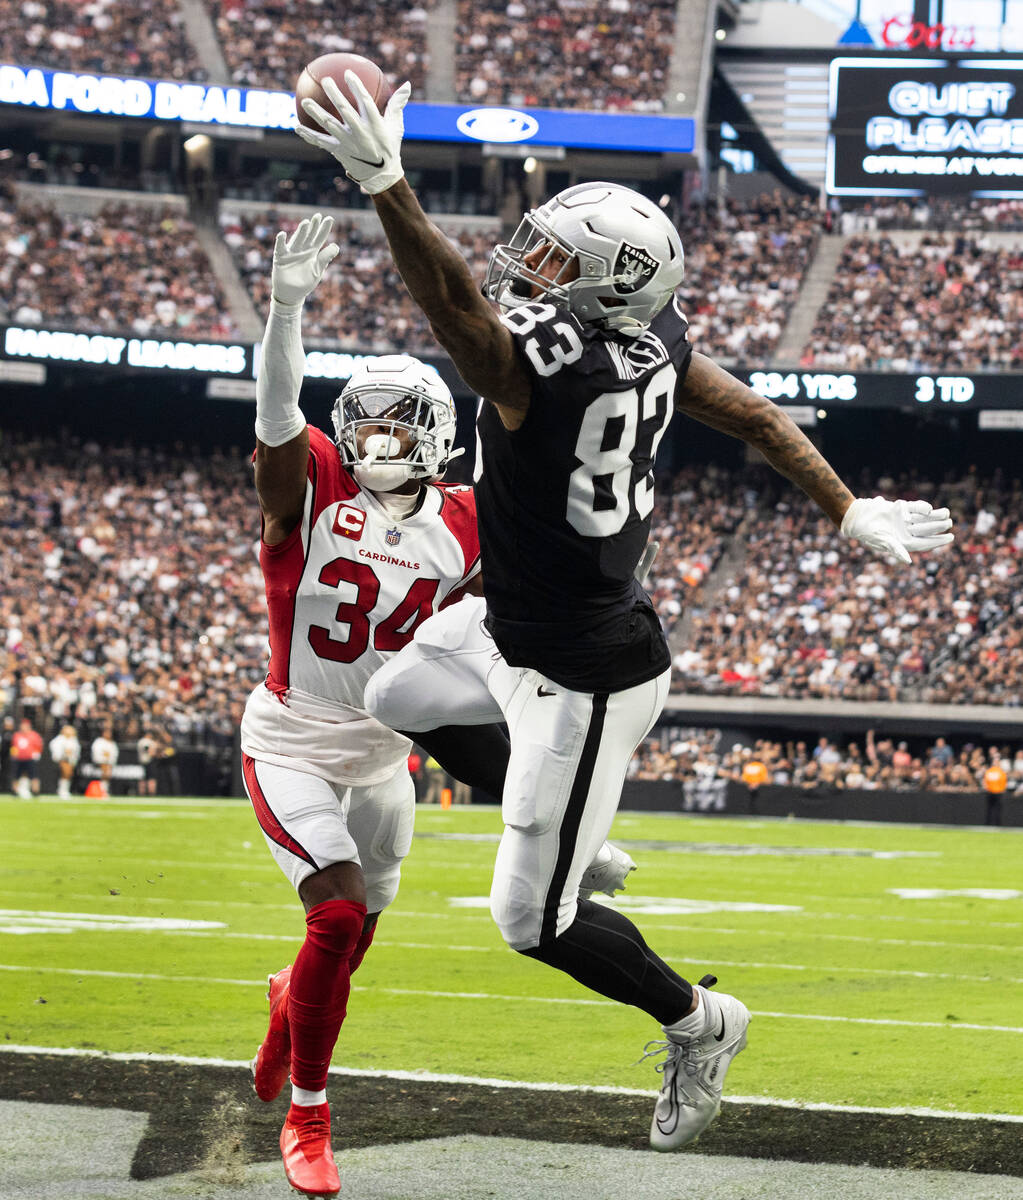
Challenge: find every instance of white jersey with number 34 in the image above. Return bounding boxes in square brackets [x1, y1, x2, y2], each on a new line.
[241, 425, 480, 785]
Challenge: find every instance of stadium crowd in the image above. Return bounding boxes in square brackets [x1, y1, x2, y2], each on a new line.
[221, 206, 496, 347]
[0, 0, 202, 80]
[3, 428, 1022, 797]
[834, 196, 1023, 235]
[0, 0, 675, 111]
[0, 188, 239, 339]
[679, 193, 820, 364]
[455, 0, 676, 111]
[215, 0, 429, 94]
[672, 469, 1023, 706]
[801, 232, 1023, 372]
[0, 431, 266, 783]
[0, 182, 822, 362]
[630, 728, 1023, 795]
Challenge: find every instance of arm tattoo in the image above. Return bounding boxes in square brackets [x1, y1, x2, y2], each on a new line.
[677, 353, 854, 528]
[371, 181, 527, 411]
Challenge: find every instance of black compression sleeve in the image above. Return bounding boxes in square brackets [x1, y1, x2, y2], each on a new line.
[399, 723, 509, 802]
[520, 899, 693, 1025]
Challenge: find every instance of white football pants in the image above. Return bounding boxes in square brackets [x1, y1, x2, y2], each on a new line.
[365, 597, 669, 949]
[241, 754, 414, 912]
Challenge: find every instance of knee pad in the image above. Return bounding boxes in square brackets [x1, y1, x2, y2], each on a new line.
[490, 873, 549, 951]
[305, 898, 366, 961]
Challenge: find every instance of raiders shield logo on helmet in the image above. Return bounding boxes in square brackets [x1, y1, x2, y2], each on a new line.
[612, 242, 659, 294]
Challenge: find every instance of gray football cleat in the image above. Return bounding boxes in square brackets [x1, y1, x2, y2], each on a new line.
[579, 841, 636, 900]
[646, 976, 750, 1150]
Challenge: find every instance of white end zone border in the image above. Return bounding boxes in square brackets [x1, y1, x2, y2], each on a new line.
[2, 1044, 1021, 1125]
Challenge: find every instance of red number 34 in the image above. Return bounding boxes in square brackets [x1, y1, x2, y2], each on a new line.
[307, 557, 440, 664]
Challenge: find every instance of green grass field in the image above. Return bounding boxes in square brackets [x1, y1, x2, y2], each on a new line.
[2, 796, 1021, 1117]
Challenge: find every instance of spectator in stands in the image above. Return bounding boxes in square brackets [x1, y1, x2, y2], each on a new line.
[216, 0, 429, 93]
[455, 0, 676, 111]
[0, 194, 239, 339]
[0, 0, 203, 82]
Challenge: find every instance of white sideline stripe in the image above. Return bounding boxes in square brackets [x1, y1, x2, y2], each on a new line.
[2, 1043, 1021, 1124]
[2, 964, 1021, 1032]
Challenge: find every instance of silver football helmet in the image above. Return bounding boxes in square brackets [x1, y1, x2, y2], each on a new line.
[484, 182, 685, 336]
[332, 354, 462, 490]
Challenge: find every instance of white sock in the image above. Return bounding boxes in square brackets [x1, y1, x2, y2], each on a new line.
[662, 985, 715, 1041]
[291, 1086, 327, 1107]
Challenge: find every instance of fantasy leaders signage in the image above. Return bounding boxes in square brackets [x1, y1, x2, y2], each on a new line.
[0, 62, 695, 154]
[5, 327, 1023, 414]
[827, 57, 1023, 196]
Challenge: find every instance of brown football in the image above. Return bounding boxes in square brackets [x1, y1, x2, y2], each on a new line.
[295, 52, 392, 129]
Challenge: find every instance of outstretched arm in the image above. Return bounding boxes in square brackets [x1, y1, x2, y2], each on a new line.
[372, 181, 530, 419]
[677, 353, 853, 526]
[253, 214, 339, 544]
[677, 353, 954, 562]
[295, 75, 531, 426]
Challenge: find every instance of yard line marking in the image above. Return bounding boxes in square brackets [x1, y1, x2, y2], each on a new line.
[649, 923, 1023, 953]
[30, 928, 1015, 982]
[2, 1044, 1021, 1124]
[3, 965, 1019, 1032]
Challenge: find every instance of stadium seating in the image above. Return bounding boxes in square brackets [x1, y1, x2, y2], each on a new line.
[214, 0, 430, 93]
[671, 470, 1023, 707]
[454, 0, 677, 111]
[220, 204, 496, 347]
[802, 232, 1023, 372]
[0, 0, 204, 80]
[0, 188, 239, 338]
[631, 727, 1023, 795]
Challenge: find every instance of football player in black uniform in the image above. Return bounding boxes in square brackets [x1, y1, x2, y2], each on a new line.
[297, 75, 955, 1150]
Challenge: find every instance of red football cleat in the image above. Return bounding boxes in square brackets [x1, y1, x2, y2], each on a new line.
[280, 1102, 340, 1196]
[251, 965, 292, 1102]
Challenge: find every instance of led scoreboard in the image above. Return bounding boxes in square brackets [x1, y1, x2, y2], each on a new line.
[827, 57, 1023, 196]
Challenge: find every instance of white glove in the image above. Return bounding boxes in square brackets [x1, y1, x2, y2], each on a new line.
[841, 496, 954, 565]
[271, 212, 339, 305]
[295, 73, 411, 195]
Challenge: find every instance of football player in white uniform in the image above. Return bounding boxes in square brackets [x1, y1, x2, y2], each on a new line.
[244, 215, 639, 1195]
[48, 724, 81, 799]
[243, 215, 482, 1197]
[298, 79, 955, 1154]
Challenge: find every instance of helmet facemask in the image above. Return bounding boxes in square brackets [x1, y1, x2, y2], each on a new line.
[331, 357, 462, 493]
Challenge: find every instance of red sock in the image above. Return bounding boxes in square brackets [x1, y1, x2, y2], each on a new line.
[288, 898, 366, 1092]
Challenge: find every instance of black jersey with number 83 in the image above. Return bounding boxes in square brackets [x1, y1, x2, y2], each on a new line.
[475, 297, 693, 692]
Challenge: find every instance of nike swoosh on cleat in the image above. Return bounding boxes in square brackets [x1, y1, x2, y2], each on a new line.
[713, 1013, 726, 1042]
[351, 155, 385, 169]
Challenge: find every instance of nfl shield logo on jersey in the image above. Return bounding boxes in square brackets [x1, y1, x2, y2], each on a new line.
[612, 242, 658, 294]
[386, 527, 402, 546]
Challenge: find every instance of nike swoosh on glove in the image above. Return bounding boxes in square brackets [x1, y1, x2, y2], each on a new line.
[295, 72, 410, 195]
[840, 496, 955, 564]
